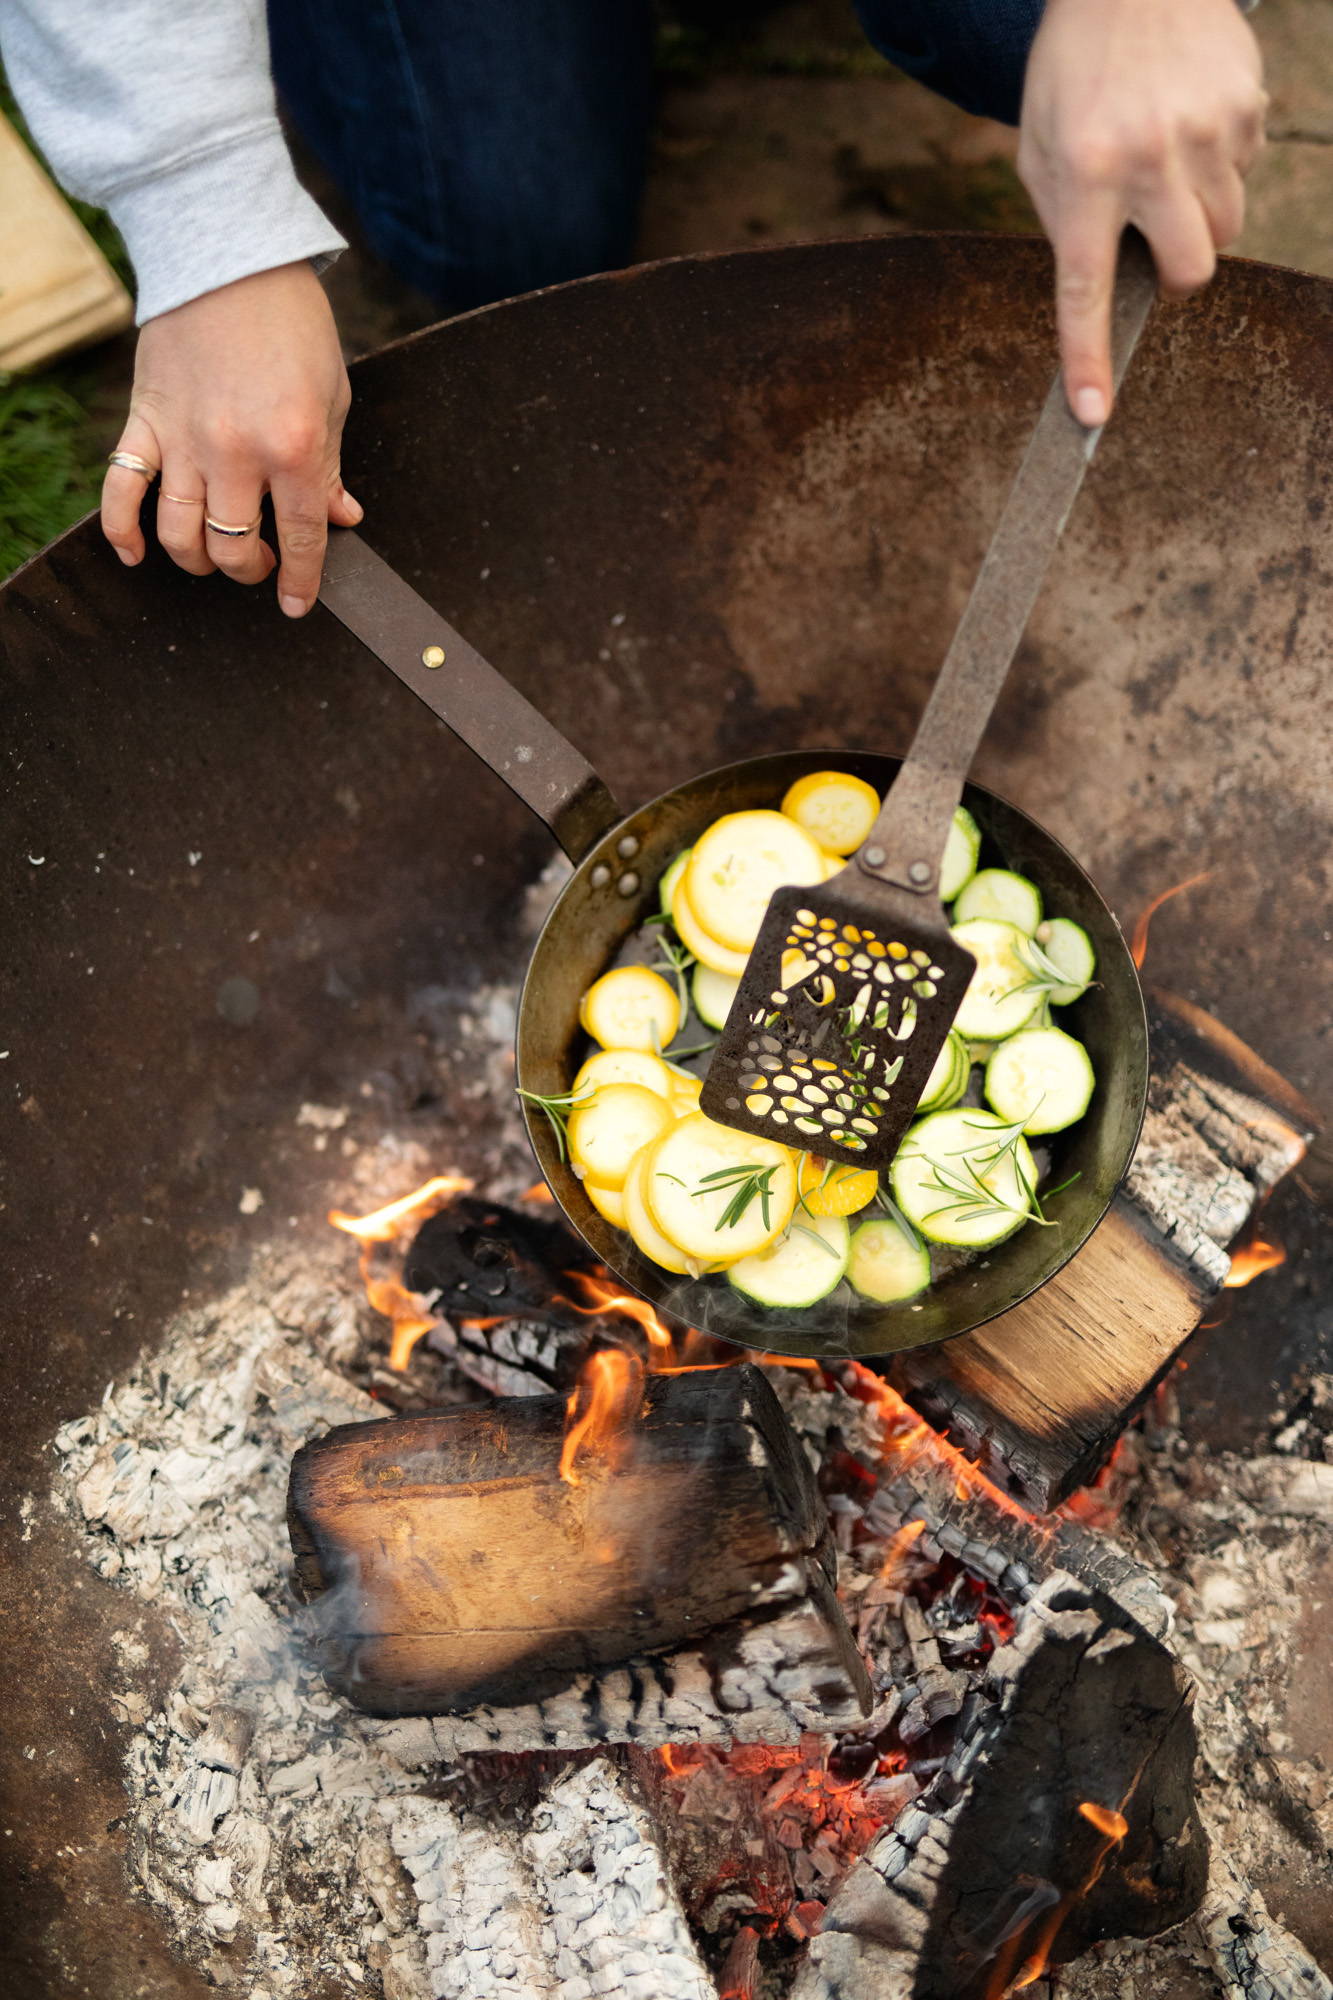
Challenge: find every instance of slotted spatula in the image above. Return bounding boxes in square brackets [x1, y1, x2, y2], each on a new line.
[699, 235, 1159, 1169]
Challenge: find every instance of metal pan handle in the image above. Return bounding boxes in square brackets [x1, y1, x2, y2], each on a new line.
[318, 529, 622, 863]
[854, 231, 1159, 901]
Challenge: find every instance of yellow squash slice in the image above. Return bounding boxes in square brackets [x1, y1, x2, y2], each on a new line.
[568, 1082, 673, 1187]
[572, 1048, 675, 1100]
[669, 874, 751, 978]
[685, 810, 825, 953]
[583, 1178, 628, 1228]
[643, 1113, 797, 1262]
[780, 770, 879, 856]
[579, 966, 680, 1054]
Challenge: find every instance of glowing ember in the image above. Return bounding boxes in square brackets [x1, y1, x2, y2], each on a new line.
[329, 1173, 472, 1369]
[1078, 1801, 1130, 1840]
[839, 1362, 1038, 1527]
[560, 1268, 677, 1363]
[1223, 1236, 1286, 1287]
[1129, 869, 1213, 970]
[558, 1347, 646, 1486]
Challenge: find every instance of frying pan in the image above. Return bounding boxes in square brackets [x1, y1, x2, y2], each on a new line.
[319, 531, 1147, 1362]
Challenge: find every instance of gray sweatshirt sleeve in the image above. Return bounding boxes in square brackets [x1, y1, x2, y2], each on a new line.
[0, 0, 346, 323]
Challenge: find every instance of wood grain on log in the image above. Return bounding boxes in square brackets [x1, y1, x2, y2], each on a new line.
[890, 988, 1317, 1510]
[288, 1363, 872, 1730]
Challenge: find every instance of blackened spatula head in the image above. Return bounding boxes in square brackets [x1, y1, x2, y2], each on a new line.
[700, 872, 975, 1167]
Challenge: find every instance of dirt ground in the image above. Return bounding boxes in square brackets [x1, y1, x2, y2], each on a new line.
[316, 0, 1333, 360]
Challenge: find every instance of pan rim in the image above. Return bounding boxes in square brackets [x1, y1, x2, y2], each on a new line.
[518, 747, 1148, 1363]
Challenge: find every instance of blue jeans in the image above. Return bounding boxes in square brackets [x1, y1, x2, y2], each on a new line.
[268, 0, 1043, 312]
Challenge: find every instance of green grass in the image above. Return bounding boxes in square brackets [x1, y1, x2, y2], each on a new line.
[0, 65, 134, 580]
[0, 370, 110, 578]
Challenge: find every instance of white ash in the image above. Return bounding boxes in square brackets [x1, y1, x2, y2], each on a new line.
[48, 1238, 466, 1999]
[527, 1760, 714, 2000]
[384, 1797, 552, 1999]
[382, 1759, 713, 2000]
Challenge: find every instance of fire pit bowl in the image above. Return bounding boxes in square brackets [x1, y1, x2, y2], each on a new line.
[517, 746, 1147, 1359]
[4, 231, 1333, 1999]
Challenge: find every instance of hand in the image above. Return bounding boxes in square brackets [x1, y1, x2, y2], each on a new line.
[1018, 0, 1267, 426]
[102, 262, 360, 616]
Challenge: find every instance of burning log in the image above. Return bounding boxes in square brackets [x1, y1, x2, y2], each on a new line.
[888, 988, 1316, 1509]
[287, 1363, 872, 1746]
[792, 1575, 1208, 2000]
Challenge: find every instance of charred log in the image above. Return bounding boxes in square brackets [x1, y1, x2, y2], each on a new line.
[287, 1362, 872, 1740]
[887, 988, 1316, 1509]
[792, 1575, 1208, 2000]
[1195, 1808, 1333, 2000]
[405, 1195, 598, 1331]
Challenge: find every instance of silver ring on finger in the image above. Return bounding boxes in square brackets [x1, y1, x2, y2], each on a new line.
[162, 491, 204, 506]
[205, 514, 262, 539]
[108, 451, 158, 478]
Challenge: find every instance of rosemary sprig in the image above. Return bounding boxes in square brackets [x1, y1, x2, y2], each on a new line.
[687, 1162, 781, 1233]
[918, 1152, 1038, 1230]
[947, 1109, 1036, 1174]
[919, 1115, 1081, 1231]
[650, 936, 696, 1017]
[664, 1036, 719, 1061]
[788, 1219, 844, 1259]
[515, 1083, 594, 1165]
[1015, 936, 1096, 1000]
[795, 1157, 838, 1221]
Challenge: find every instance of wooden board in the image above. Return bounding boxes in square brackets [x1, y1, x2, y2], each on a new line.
[0, 114, 132, 371]
[888, 987, 1318, 1510]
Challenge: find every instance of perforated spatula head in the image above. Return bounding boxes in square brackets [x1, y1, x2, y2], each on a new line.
[701, 232, 1160, 1169]
[700, 868, 975, 1166]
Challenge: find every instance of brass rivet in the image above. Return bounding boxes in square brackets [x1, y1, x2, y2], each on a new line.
[421, 645, 446, 669]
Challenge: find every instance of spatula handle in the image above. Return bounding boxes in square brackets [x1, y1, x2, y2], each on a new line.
[856, 231, 1159, 898]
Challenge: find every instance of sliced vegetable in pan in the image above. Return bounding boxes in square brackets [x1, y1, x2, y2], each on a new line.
[544, 770, 1099, 1316]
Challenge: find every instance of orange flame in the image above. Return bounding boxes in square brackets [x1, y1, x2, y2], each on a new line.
[840, 1362, 1038, 1526]
[1224, 1236, 1287, 1288]
[657, 1743, 709, 1779]
[992, 1796, 1131, 1993]
[328, 1174, 471, 1244]
[1078, 1801, 1129, 1840]
[560, 1267, 676, 1362]
[559, 1347, 646, 1486]
[522, 1181, 556, 1204]
[329, 1173, 472, 1370]
[1130, 870, 1214, 970]
[877, 1518, 927, 1585]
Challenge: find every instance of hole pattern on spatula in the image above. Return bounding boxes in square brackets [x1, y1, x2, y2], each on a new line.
[732, 910, 943, 1153]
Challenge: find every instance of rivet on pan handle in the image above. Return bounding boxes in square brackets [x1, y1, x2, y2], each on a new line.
[318, 529, 622, 864]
